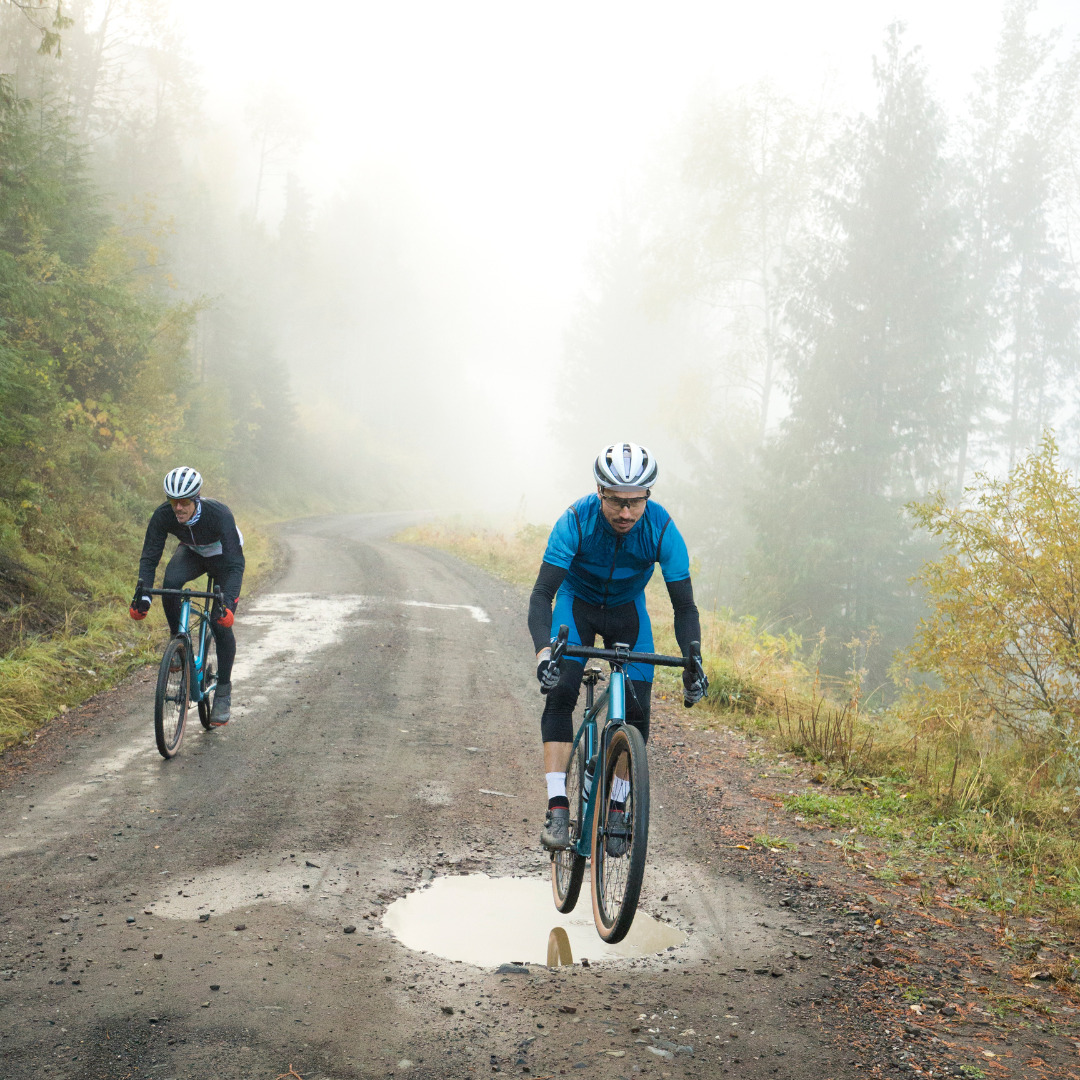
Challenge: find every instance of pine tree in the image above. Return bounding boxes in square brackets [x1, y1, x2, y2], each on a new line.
[955, 0, 1080, 483]
[747, 25, 965, 683]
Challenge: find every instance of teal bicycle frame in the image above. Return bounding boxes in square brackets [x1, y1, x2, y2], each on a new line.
[175, 590, 216, 705]
[135, 578, 222, 705]
[550, 626, 703, 940]
[569, 664, 623, 859]
[559, 633, 698, 858]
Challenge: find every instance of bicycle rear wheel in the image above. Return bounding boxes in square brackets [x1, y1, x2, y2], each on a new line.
[155, 637, 190, 759]
[551, 736, 587, 912]
[590, 724, 649, 943]
[197, 631, 218, 730]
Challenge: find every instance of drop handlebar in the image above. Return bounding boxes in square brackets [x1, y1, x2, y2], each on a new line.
[550, 623, 702, 672]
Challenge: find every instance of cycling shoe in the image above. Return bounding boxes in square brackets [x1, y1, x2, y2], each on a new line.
[208, 681, 231, 726]
[541, 807, 571, 851]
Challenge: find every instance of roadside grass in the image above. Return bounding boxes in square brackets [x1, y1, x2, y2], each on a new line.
[394, 520, 549, 587]
[397, 517, 1080, 924]
[753, 833, 796, 850]
[0, 511, 278, 753]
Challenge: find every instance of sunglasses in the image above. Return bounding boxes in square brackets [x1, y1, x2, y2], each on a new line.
[601, 492, 649, 511]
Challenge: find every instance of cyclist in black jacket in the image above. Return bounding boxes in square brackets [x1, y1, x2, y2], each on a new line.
[130, 467, 245, 725]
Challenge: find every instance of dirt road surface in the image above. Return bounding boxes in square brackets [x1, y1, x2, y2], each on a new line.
[1, 514, 858, 1080]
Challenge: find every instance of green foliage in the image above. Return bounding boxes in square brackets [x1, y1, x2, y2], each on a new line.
[0, 70, 206, 745]
[752, 834, 794, 850]
[708, 667, 759, 712]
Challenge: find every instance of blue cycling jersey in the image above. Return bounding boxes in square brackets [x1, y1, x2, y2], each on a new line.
[541, 494, 690, 607]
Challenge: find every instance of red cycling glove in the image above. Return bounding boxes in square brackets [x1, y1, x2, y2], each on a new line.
[215, 598, 238, 628]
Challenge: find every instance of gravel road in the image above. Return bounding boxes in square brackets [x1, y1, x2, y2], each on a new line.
[0, 514, 856, 1080]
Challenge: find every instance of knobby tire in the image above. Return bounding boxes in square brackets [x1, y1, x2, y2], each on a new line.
[155, 637, 189, 759]
[551, 733, 587, 912]
[590, 724, 649, 943]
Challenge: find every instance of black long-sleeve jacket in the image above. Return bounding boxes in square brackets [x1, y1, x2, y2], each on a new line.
[137, 499, 246, 605]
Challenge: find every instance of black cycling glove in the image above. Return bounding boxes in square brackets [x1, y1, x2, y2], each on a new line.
[683, 666, 709, 707]
[537, 657, 561, 694]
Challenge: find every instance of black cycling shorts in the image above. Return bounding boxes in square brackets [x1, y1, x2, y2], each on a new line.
[540, 594, 652, 745]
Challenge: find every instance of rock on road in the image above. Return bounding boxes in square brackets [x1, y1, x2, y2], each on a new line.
[0, 514, 855, 1080]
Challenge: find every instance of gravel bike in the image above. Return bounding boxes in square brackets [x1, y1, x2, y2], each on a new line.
[549, 624, 704, 943]
[132, 578, 224, 759]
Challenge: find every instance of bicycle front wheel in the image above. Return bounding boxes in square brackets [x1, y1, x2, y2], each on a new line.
[552, 736, 587, 913]
[155, 637, 190, 759]
[590, 724, 649, 943]
[197, 631, 218, 730]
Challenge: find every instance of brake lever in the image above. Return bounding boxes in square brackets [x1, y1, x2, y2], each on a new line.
[690, 640, 704, 680]
[552, 624, 569, 665]
[131, 579, 145, 608]
[684, 641, 708, 708]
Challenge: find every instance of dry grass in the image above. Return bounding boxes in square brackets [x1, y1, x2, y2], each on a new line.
[395, 520, 549, 587]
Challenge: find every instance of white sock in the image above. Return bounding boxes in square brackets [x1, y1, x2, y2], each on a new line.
[546, 771, 567, 801]
[611, 777, 631, 804]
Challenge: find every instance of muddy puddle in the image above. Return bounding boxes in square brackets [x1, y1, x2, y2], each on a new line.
[383, 873, 685, 967]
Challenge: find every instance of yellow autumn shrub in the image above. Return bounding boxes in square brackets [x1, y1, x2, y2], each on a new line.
[908, 436, 1080, 774]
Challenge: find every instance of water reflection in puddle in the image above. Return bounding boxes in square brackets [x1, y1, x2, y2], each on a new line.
[383, 874, 685, 967]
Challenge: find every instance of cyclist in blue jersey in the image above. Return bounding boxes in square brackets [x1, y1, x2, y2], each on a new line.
[529, 442, 708, 850]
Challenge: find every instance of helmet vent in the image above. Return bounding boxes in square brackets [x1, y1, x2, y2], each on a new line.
[593, 442, 657, 490]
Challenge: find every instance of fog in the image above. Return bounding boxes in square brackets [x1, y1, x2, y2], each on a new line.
[170, 0, 1075, 520]
[3, 0, 1079, 679]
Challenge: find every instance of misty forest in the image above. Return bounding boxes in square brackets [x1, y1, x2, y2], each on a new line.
[13, 8, 1080, 1071]
[3, 1, 1080, 777]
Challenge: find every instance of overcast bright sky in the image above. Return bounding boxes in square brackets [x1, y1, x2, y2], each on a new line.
[171, 0, 1077, 514]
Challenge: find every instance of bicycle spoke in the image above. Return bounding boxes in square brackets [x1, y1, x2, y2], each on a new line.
[597, 750, 634, 914]
[591, 724, 649, 943]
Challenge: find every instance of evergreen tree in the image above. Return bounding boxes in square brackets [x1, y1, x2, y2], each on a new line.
[955, 0, 1080, 483]
[0, 70, 196, 635]
[747, 26, 965, 684]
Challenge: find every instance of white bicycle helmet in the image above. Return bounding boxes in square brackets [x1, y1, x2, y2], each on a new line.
[163, 466, 203, 500]
[593, 442, 658, 490]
